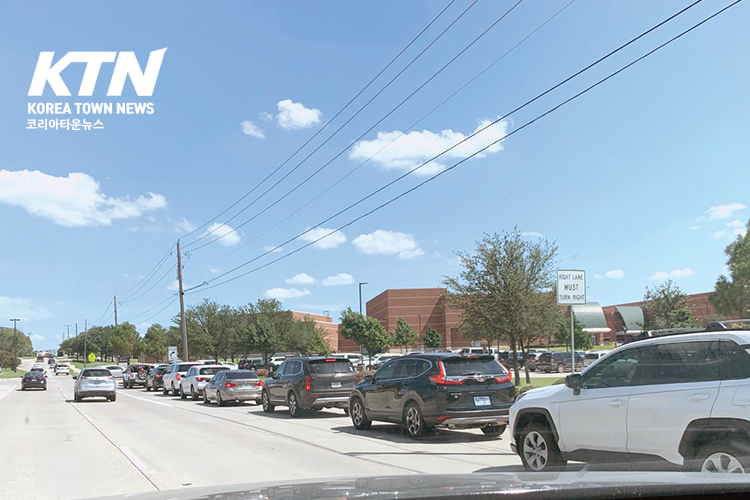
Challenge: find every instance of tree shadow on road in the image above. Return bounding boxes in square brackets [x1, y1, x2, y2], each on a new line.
[332, 423, 517, 447]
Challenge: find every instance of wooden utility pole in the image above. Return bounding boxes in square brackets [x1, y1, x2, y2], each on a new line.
[114, 296, 118, 326]
[177, 240, 188, 361]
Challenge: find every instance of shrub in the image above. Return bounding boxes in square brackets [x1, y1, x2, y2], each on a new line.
[255, 368, 269, 378]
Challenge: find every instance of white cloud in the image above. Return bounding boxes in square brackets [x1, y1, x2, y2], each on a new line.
[276, 99, 322, 130]
[714, 230, 728, 239]
[605, 270, 624, 279]
[671, 267, 694, 277]
[707, 202, 746, 219]
[521, 231, 543, 238]
[735, 227, 748, 237]
[649, 271, 670, 281]
[259, 111, 273, 122]
[208, 267, 221, 274]
[166, 280, 179, 291]
[0, 170, 166, 227]
[264, 287, 311, 299]
[0, 296, 52, 321]
[595, 274, 604, 279]
[176, 218, 196, 233]
[263, 245, 283, 253]
[202, 223, 240, 247]
[727, 220, 745, 228]
[352, 230, 424, 259]
[30, 334, 46, 342]
[122, 273, 129, 278]
[349, 119, 508, 176]
[240, 120, 265, 139]
[322, 273, 354, 286]
[299, 227, 346, 249]
[286, 273, 316, 285]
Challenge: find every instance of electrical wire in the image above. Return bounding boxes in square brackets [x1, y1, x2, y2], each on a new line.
[115, 243, 175, 299]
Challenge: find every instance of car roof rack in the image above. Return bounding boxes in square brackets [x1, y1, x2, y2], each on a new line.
[704, 319, 750, 331]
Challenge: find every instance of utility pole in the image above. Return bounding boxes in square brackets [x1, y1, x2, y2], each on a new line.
[84, 319, 88, 367]
[114, 295, 118, 326]
[10, 318, 20, 372]
[65, 324, 71, 341]
[177, 240, 188, 361]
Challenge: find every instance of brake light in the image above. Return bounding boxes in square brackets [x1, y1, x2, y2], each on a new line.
[225, 382, 237, 388]
[156, 374, 162, 378]
[254, 380, 263, 387]
[494, 369, 512, 384]
[324, 359, 336, 362]
[305, 376, 312, 391]
[428, 361, 463, 385]
[175, 374, 181, 380]
[80, 376, 87, 380]
[196, 377, 207, 382]
[108, 376, 114, 380]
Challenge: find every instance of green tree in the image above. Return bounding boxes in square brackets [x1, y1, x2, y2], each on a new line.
[711, 222, 750, 317]
[393, 317, 418, 352]
[443, 229, 559, 385]
[285, 316, 332, 356]
[110, 322, 142, 360]
[143, 323, 168, 362]
[555, 316, 593, 351]
[642, 279, 698, 330]
[339, 308, 393, 364]
[240, 299, 294, 367]
[423, 327, 441, 349]
[185, 299, 239, 362]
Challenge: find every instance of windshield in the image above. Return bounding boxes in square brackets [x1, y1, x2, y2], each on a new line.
[225, 371, 259, 380]
[4, 2, 750, 499]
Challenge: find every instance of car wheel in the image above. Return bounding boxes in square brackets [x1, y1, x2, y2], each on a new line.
[146, 384, 152, 392]
[217, 391, 225, 407]
[262, 390, 274, 413]
[162, 385, 168, 396]
[179, 386, 187, 399]
[43, 386, 47, 391]
[191, 386, 198, 401]
[481, 424, 506, 437]
[21, 386, 26, 391]
[556, 363, 565, 373]
[288, 392, 303, 418]
[693, 441, 750, 473]
[172, 384, 179, 397]
[108, 394, 116, 402]
[404, 402, 427, 438]
[203, 390, 210, 404]
[350, 397, 371, 430]
[519, 422, 566, 472]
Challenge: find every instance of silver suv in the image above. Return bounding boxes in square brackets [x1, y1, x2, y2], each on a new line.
[510, 330, 750, 473]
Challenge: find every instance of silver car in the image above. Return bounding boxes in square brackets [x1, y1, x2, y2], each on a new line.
[104, 364, 125, 378]
[179, 364, 230, 400]
[54, 364, 69, 376]
[203, 370, 263, 406]
[73, 368, 116, 402]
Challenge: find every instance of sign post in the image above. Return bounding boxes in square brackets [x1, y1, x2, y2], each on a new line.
[557, 270, 586, 374]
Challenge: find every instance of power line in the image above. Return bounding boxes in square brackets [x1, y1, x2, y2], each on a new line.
[189, 0, 728, 293]
[120, 263, 177, 305]
[115, 243, 175, 299]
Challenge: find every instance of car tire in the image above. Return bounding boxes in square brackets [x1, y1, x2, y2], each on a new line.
[519, 422, 566, 472]
[556, 363, 565, 373]
[146, 385, 152, 392]
[172, 384, 179, 397]
[180, 386, 187, 399]
[481, 424, 506, 437]
[343, 406, 349, 415]
[191, 386, 198, 401]
[162, 385, 168, 396]
[203, 390, 210, 404]
[693, 441, 750, 473]
[350, 397, 371, 430]
[262, 390, 274, 413]
[43, 387, 47, 391]
[404, 402, 428, 438]
[288, 392, 303, 418]
[108, 394, 116, 402]
[217, 391, 226, 407]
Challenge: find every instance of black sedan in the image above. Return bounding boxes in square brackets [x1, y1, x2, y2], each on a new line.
[21, 371, 47, 390]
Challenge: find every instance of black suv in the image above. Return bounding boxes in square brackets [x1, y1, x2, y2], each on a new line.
[348, 352, 515, 439]
[145, 365, 169, 391]
[238, 358, 267, 371]
[261, 357, 359, 417]
[534, 351, 583, 373]
[123, 364, 152, 388]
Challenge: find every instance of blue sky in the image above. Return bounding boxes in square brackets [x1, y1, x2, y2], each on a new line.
[1, 1, 748, 350]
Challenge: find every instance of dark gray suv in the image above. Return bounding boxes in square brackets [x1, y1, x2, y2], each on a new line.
[261, 357, 359, 417]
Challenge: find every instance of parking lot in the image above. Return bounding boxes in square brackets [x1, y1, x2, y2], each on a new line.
[0, 359, 528, 499]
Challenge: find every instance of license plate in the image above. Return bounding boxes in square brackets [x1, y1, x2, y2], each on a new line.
[331, 382, 341, 388]
[474, 396, 491, 407]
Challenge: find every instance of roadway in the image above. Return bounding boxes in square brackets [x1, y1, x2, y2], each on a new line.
[0, 361, 525, 500]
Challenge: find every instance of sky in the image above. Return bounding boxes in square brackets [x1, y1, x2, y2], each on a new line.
[0, 1, 748, 351]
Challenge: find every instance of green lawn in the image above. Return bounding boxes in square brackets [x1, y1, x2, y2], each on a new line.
[70, 360, 111, 370]
[0, 369, 26, 379]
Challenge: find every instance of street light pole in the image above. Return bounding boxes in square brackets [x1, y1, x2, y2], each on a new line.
[358, 282, 368, 315]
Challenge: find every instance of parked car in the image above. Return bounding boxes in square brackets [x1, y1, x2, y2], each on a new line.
[178, 364, 230, 400]
[122, 364, 153, 388]
[368, 354, 400, 370]
[54, 364, 69, 376]
[21, 371, 47, 390]
[203, 370, 264, 406]
[498, 351, 525, 368]
[349, 352, 515, 439]
[509, 330, 750, 473]
[104, 365, 124, 378]
[262, 357, 358, 417]
[145, 365, 169, 391]
[73, 368, 116, 402]
[582, 351, 608, 367]
[162, 361, 203, 396]
[533, 351, 583, 373]
[219, 361, 238, 370]
[524, 353, 539, 371]
[331, 353, 365, 366]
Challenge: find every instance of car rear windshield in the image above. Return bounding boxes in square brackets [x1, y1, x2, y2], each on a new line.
[585, 353, 600, 359]
[199, 367, 229, 375]
[443, 357, 505, 376]
[156, 367, 169, 374]
[309, 360, 355, 374]
[177, 364, 198, 371]
[225, 371, 259, 380]
[84, 369, 111, 377]
[57, 364, 67, 368]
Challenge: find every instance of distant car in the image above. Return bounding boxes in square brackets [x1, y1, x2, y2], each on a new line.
[262, 357, 358, 417]
[368, 355, 400, 370]
[123, 364, 152, 388]
[74, 368, 116, 402]
[21, 371, 47, 390]
[583, 351, 608, 367]
[203, 370, 263, 406]
[179, 364, 230, 400]
[32, 363, 45, 371]
[162, 361, 203, 396]
[239, 358, 268, 371]
[54, 364, 69, 376]
[219, 361, 238, 370]
[103, 365, 124, 378]
[534, 351, 583, 373]
[145, 365, 170, 391]
[331, 353, 365, 366]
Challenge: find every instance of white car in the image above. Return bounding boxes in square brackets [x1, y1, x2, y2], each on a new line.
[54, 364, 69, 375]
[331, 353, 364, 366]
[509, 330, 750, 473]
[582, 351, 608, 367]
[162, 361, 204, 396]
[219, 361, 238, 370]
[73, 367, 116, 402]
[103, 365, 125, 378]
[178, 364, 230, 400]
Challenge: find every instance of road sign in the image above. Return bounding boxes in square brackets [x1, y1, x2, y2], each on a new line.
[168, 346, 178, 362]
[88, 352, 95, 363]
[557, 270, 586, 305]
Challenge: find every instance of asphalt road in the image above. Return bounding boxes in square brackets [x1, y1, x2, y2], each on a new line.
[0, 361, 524, 500]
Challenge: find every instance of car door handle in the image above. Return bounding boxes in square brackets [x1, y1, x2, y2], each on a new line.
[686, 393, 710, 402]
[607, 399, 627, 407]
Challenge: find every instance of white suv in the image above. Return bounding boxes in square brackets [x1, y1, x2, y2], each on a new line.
[509, 330, 750, 473]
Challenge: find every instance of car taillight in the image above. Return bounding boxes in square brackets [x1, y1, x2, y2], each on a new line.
[196, 377, 207, 382]
[254, 380, 263, 387]
[156, 374, 162, 378]
[108, 376, 114, 380]
[494, 369, 512, 384]
[80, 376, 87, 380]
[175, 374, 181, 380]
[225, 382, 237, 388]
[428, 361, 463, 385]
[305, 376, 312, 391]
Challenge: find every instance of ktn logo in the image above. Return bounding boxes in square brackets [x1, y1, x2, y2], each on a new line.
[28, 48, 166, 97]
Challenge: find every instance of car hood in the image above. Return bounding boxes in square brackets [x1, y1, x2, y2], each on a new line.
[82, 472, 750, 500]
[515, 383, 567, 403]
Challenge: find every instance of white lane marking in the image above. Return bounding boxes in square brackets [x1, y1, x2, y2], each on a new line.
[117, 390, 173, 408]
[83, 414, 93, 422]
[0, 385, 16, 401]
[118, 446, 151, 472]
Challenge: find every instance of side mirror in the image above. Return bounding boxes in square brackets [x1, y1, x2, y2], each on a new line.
[72, 376, 77, 380]
[565, 373, 581, 396]
[364, 375, 374, 383]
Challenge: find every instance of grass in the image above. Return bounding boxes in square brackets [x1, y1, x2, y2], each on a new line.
[0, 369, 26, 379]
[515, 375, 565, 395]
[70, 360, 111, 370]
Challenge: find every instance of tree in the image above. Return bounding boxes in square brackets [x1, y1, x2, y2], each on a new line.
[443, 229, 559, 385]
[185, 299, 239, 362]
[285, 316, 332, 356]
[240, 299, 294, 367]
[339, 308, 393, 363]
[393, 317, 418, 352]
[555, 316, 593, 351]
[110, 322, 142, 360]
[143, 323, 168, 362]
[642, 279, 698, 330]
[711, 221, 750, 317]
[423, 328, 441, 349]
